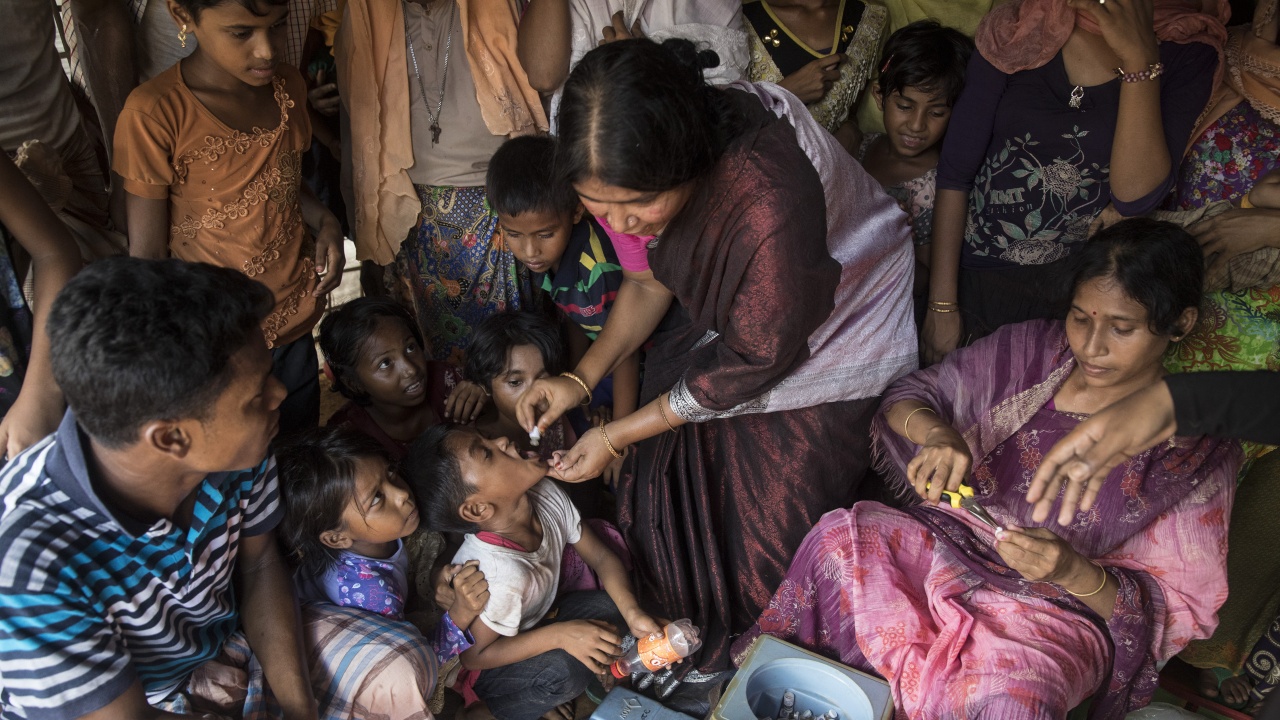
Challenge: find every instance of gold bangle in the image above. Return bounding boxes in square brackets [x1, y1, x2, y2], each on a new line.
[560, 372, 593, 406]
[927, 306, 960, 313]
[1067, 561, 1109, 598]
[1240, 191, 1255, 209]
[599, 425, 624, 459]
[903, 406, 935, 444]
[658, 395, 677, 433]
[928, 300, 958, 306]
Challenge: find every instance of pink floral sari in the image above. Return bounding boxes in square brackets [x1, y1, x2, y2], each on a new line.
[734, 320, 1241, 719]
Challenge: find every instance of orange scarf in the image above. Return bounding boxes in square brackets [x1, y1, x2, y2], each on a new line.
[337, 0, 547, 264]
[1187, 0, 1280, 148]
[975, 0, 1229, 75]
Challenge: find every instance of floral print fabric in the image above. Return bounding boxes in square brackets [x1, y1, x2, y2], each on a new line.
[1166, 101, 1280, 462]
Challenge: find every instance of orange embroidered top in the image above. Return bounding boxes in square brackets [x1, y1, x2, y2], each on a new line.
[114, 64, 321, 347]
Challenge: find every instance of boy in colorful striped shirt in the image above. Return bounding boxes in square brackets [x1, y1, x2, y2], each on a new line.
[486, 136, 641, 485]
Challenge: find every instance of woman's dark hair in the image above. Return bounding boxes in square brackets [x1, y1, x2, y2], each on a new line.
[176, 0, 287, 21]
[556, 38, 742, 192]
[463, 311, 564, 390]
[876, 20, 974, 106]
[47, 257, 273, 448]
[403, 424, 479, 534]
[487, 135, 580, 218]
[1068, 218, 1204, 336]
[319, 297, 424, 406]
[276, 426, 391, 578]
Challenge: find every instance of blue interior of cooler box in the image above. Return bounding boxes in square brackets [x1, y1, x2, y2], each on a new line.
[712, 635, 893, 720]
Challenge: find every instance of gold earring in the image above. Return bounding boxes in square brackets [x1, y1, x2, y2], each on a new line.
[178, 24, 188, 48]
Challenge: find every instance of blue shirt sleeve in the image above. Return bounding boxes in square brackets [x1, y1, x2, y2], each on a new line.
[0, 588, 136, 720]
[323, 554, 407, 619]
[242, 456, 283, 537]
[433, 611, 475, 666]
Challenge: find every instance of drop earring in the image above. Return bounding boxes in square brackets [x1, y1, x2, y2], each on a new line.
[178, 24, 188, 48]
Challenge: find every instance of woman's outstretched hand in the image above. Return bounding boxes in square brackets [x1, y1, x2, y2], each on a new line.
[1026, 380, 1176, 525]
[516, 375, 589, 437]
[907, 423, 972, 503]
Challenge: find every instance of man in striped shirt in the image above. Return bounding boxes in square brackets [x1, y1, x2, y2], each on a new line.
[0, 258, 316, 719]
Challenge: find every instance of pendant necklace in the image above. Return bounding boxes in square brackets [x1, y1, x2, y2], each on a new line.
[406, 0, 455, 145]
[1069, 85, 1084, 109]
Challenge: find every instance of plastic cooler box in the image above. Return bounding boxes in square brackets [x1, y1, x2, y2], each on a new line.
[711, 635, 893, 720]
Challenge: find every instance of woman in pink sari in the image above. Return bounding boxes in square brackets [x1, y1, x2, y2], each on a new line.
[735, 218, 1242, 719]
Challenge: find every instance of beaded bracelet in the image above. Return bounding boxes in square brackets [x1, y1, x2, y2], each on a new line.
[1114, 62, 1164, 83]
[560, 372, 593, 406]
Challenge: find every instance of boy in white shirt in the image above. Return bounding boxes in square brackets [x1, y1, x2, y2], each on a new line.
[404, 424, 659, 719]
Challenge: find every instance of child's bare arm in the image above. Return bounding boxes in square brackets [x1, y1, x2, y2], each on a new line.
[0, 156, 81, 458]
[460, 616, 621, 673]
[125, 193, 171, 259]
[611, 351, 641, 420]
[572, 523, 660, 638]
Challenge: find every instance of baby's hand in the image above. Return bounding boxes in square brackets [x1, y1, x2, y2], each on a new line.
[447, 561, 489, 629]
[556, 619, 622, 674]
[444, 380, 488, 422]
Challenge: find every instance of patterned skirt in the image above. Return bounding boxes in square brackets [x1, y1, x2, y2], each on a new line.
[395, 185, 532, 364]
[158, 603, 438, 719]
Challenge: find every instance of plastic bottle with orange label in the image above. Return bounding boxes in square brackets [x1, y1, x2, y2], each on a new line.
[609, 619, 702, 678]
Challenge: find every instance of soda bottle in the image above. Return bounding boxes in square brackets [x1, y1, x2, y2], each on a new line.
[610, 619, 702, 678]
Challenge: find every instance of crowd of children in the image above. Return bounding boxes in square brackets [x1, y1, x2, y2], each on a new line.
[1, 0, 1278, 718]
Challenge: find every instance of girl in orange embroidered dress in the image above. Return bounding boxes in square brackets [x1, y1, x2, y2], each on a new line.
[113, 0, 345, 436]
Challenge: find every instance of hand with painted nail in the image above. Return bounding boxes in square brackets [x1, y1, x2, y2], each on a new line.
[546, 431, 611, 483]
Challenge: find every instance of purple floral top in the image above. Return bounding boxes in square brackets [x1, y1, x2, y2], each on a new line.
[1174, 101, 1280, 209]
[858, 133, 937, 246]
[298, 539, 473, 666]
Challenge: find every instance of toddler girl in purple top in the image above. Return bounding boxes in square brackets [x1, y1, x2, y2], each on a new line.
[276, 425, 490, 666]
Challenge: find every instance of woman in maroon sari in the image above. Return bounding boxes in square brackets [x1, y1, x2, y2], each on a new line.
[516, 39, 918, 675]
[736, 219, 1242, 718]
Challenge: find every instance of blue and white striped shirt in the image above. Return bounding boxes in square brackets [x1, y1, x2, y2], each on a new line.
[0, 411, 282, 719]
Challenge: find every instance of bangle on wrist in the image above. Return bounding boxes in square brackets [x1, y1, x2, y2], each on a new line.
[1067, 560, 1109, 597]
[560, 372, 593, 406]
[928, 300, 960, 314]
[658, 394, 677, 433]
[903, 406, 936, 445]
[1240, 191, 1255, 209]
[599, 425, 624, 459]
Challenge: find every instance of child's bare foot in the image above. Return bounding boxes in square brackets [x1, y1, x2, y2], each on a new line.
[455, 701, 497, 720]
[1197, 667, 1223, 698]
[1197, 668, 1262, 710]
[1220, 673, 1254, 707]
